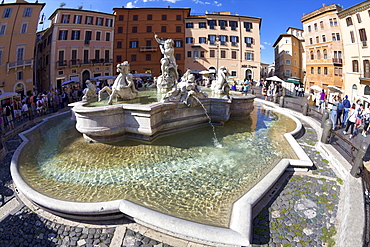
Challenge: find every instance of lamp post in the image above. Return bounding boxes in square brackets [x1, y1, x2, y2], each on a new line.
[216, 35, 220, 77]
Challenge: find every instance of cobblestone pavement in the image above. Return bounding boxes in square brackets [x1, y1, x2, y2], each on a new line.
[252, 120, 341, 247]
[0, 105, 344, 247]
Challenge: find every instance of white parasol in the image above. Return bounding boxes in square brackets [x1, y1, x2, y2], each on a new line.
[310, 85, 322, 91]
[327, 85, 343, 94]
[265, 76, 284, 82]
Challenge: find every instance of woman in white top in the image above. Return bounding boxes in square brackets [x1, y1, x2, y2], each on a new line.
[343, 103, 357, 139]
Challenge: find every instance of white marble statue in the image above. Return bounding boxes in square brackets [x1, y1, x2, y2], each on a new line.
[211, 66, 230, 97]
[98, 61, 139, 104]
[82, 80, 97, 101]
[154, 33, 179, 93]
[162, 69, 207, 106]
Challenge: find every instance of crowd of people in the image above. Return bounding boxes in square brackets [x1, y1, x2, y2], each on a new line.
[0, 86, 83, 136]
[307, 89, 370, 139]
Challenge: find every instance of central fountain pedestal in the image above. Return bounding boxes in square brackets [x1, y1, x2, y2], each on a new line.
[72, 95, 255, 143]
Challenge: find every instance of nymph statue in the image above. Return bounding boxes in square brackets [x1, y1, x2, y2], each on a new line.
[154, 33, 179, 93]
[98, 61, 139, 104]
[82, 80, 97, 101]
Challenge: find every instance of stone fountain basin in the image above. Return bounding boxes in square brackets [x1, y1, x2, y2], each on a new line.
[71, 95, 255, 143]
[11, 99, 312, 246]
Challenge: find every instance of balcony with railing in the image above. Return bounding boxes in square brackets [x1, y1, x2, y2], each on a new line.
[56, 60, 67, 68]
[332, 58, 343, 65]
[139, 46, 157, 52]
[69, 59, 81, 67]
[7, 59, 33, 71]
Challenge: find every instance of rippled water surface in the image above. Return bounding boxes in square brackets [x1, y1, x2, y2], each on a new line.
[19, 104, 296, 227]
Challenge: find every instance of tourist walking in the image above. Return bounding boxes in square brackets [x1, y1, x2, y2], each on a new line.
[354, 103, 364, 136]
[342, 95, 351, 128]
[344, 103, 357, 139]
[318, 90, 326, 112]
[329, 95, 339, 130]
[307, 90, 316, 106]
[336, 97, 344, 127]
[3, 103, 14, 130]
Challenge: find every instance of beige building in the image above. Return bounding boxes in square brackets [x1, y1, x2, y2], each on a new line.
[273, 27, 305, 82]
[184, 12, 261, 82]
[301, 4, 344, 92]
[36, 8, 114, 91]
[0, 0, 44, 96]
[338, 0, 370, 102]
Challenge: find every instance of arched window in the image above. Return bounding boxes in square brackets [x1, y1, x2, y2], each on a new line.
[364, 85, 370, 95]
[317, 50, 321, 60]
[323, 49, 327, 59]
[352, 60, 359, 72]
[310, 51, 314, 60]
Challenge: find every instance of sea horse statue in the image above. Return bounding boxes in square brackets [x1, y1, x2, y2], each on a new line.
[98, 61, 139, 104]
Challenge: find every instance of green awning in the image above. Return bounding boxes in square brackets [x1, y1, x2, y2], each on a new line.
[285, 79, 300, 84]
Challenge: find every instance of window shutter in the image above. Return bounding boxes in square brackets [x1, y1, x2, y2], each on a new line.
[236, 36, 239, 43]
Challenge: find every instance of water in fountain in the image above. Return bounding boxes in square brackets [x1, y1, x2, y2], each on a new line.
[18, 104, 296, 227]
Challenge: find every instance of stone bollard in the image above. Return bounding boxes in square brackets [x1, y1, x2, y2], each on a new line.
[302, 102, 309, 116]
[321, 110, 330, 128]
[321, 118, 332, 144]
[350, 142, 368, 178]
[273, 94, 278, 103]
[251, 89, 254, 95]
[279, 96, 285, 108]
[28, 108, 33, 120]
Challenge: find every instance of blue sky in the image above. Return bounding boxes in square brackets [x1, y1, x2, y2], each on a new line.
[14, 0, 363, 64]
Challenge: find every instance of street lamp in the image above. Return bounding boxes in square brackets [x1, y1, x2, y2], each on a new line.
[216, 35, 220, 77]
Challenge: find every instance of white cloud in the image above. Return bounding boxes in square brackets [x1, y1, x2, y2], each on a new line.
[263, 42, 272, 46]
[213, 1, 222, 7]
[126, 1, 135, 7]
[165, 0, 181, 3]
[193, 0, 221, 6]
[260, 44, 266, 50]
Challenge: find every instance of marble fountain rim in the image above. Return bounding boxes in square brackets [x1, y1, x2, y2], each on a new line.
[10, 101, 312, 246]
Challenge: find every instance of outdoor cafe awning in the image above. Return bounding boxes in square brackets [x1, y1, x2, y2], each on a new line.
[61, 80, 75, 86]
[90, 76, 117, 81]
[266, 76, 284, 82]
[285, 77, 301, 84]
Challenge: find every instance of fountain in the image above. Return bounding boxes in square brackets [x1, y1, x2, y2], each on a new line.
[11, 34, 313, 246]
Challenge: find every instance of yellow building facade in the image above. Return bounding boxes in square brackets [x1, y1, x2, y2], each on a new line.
[0, 0, 44, 96]
[301, 4, 344, 92]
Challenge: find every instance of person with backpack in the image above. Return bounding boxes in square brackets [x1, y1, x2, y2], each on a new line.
[3, 103, 14, 130]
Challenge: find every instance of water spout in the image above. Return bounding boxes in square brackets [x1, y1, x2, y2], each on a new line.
[192, 96, 223, 148]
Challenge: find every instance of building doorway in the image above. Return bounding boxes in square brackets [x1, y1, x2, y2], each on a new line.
[82, 70, 90, 88]
[245, 69, 253, 81]
[15, 82, 25, 97]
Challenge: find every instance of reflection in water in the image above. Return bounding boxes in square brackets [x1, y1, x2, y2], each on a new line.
[19, 104, 296, 227]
